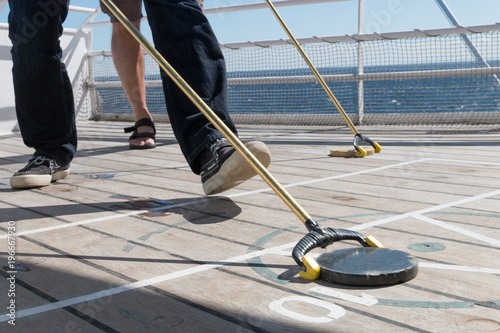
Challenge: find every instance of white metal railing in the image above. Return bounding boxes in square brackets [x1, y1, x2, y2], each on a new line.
[0, 1, 357, 42]
[0, 3, 100, 34]
[0, 0, 7, 14]
[82, 0, 351, 29]
[84, 22, 500, 52]
[0, 2, 98, 16]
[217, 23, 500, 48]
[2, 0, 500, 127]
[87, 63, 500, 88]
[2, 1, 499, 50]
[86, 21, 500, 126]
[87, 22, 500, 88]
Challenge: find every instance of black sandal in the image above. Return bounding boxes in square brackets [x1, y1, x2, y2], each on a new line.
[124, 118, 156, 149]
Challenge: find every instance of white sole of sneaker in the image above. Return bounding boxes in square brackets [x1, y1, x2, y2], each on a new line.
[203, 142, 271, 195]
[10, 168, 71, 189]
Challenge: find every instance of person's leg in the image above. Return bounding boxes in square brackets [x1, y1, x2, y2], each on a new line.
[101, 0, 156, 149]
[8, 0, 76, 188]
[8, 0, 76, 165]
[143, 0, 237, 170]
[112, 20, 155, 148]
[143, 0, 270, 195]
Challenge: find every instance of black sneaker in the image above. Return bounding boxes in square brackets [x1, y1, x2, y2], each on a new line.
[200, 139, 271, 195]
[10, 156, 70, 189]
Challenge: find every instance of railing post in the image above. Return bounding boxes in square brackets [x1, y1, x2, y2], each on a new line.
[434, 0, 500, 85]
[357, 0, 365, 125]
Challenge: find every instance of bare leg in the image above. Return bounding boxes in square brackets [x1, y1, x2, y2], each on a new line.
[112, 20, 155, 148]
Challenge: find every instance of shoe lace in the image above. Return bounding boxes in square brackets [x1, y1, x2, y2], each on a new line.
[27, 156, 58, 170]
[31, 156, 48, 165]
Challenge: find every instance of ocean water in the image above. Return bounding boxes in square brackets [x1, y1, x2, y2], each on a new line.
[95, 61, 500, 118]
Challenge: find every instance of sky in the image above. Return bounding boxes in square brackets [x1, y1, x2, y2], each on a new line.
[0, 0, 499, 51]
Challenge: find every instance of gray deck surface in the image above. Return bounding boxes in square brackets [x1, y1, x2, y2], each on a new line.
[1, 121, 499, 332]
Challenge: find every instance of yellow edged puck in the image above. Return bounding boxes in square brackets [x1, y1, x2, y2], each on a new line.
[329, 146, 375, 158]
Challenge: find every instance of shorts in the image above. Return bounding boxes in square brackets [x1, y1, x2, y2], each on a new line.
[100, 0, 143, 23]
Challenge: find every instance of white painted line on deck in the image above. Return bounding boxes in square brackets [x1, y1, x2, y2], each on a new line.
[3, 157, 496, 240]
[431, 158, 500, 167]
[0, 242, 295, 322]
[2, 161, 498, 242]
[419, 262, 500, 275]
[1, 157, 499, 321]
[228, 159, 433, 198]
[309, 287, 379, 306]
[412, 214, 500, 248]
[0, 159, 430, 239]
[0, 199, 212, 239]
[350, 189, 500, 231]
[0, 210, 149, 239]
[4, 188, 500, 322]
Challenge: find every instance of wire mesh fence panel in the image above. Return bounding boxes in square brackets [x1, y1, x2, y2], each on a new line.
[86, 27, 500, 127]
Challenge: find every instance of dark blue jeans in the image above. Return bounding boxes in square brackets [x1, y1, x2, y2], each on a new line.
[9, 0, 237, 173]
[143, 0, 237, 174]
[8, 0, 77, 166]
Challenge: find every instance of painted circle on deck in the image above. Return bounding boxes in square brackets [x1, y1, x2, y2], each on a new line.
[407, 242, 446, 252]
[247, 218, 499, 309]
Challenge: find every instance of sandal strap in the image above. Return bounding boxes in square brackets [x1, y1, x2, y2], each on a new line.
[124, 117, 156, 134]
[129, 131, 156, 140]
